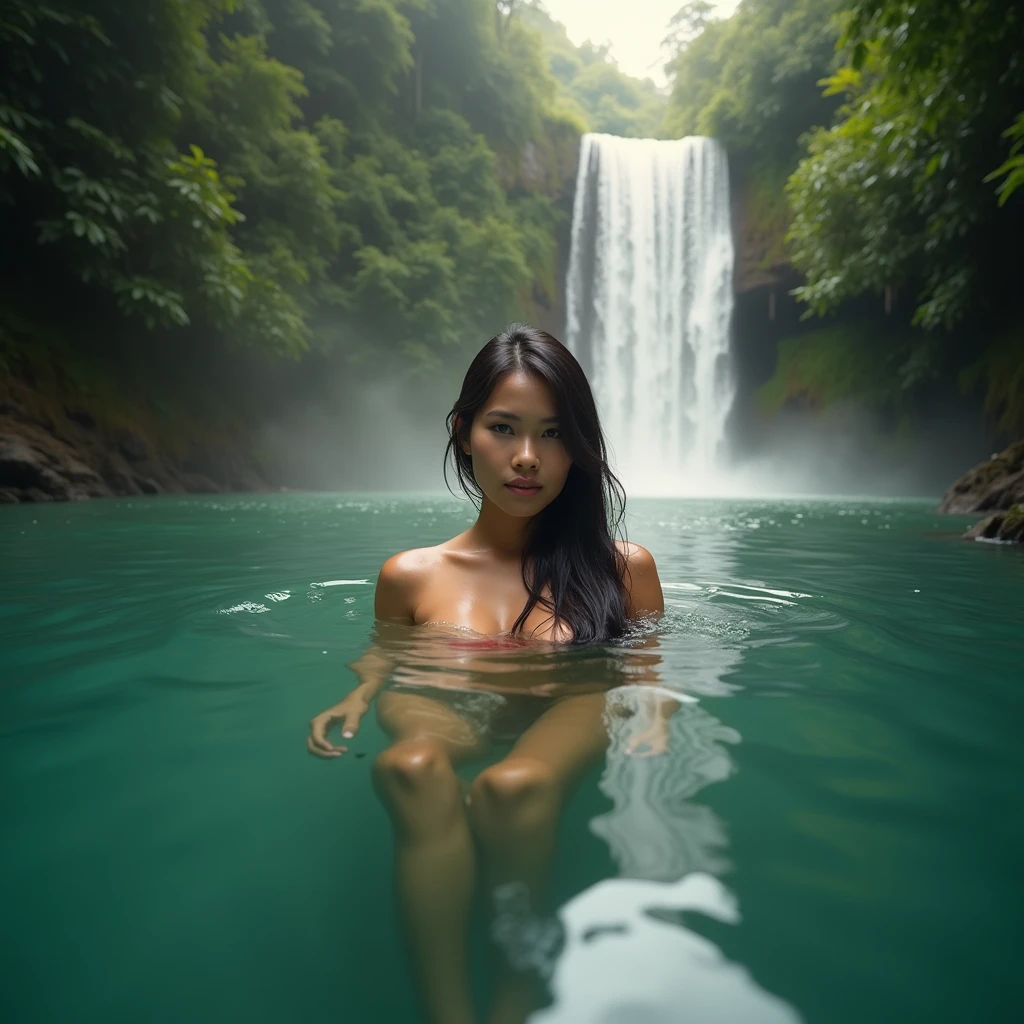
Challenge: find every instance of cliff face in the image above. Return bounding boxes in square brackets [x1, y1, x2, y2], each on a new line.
[498, 131, 581, 203]
[497, 117, 583, 340]
[730, 174, 795, 296]
[0, 371, 270, 504]
[510, 135, 797, 329]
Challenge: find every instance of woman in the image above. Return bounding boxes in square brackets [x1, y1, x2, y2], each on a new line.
[307, 324, 675, 1024]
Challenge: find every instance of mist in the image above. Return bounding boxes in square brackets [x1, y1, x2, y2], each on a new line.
[261, 374, 988, 500]
[260, 372, 458, 494]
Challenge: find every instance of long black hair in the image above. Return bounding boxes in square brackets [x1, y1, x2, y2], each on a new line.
[444, 323, 629, 644]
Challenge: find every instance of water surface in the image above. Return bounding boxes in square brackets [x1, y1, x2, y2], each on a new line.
[1, 494, 1021, 1022]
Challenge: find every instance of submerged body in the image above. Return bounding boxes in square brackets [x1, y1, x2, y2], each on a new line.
[308, 326, 671, 1024]
[310, 546, 668, 1024]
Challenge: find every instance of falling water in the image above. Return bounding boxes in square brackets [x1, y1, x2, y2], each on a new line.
[565, 134, 735, 493]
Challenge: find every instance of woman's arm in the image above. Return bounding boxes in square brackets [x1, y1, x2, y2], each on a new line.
[306, 645, 395, 758]
[306, 554, 419, 758]
[617, 542, 680, 757]
[618, 541, 665, 620]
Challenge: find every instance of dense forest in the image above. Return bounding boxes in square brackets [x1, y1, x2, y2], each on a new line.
[666, 0, 1024, 439]
[1, 0, 1022, 497]
[0, 1, 664, 487]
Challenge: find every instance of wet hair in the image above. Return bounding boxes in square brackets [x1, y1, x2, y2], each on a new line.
[444, 322, 629, 644]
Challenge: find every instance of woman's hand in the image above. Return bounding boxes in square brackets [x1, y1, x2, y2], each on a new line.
[625, 717, 670, 758]
[307, 695, 370, 758]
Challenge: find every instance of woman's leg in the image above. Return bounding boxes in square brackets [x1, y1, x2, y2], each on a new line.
[466, 692, 610, 1024]
[373, 691, 492, 1024]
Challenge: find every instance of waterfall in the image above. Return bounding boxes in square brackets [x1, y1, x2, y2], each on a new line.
[565, 134, 735, 493]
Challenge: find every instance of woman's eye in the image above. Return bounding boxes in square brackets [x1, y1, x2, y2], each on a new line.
[491, 423, 513, 435]
[544, 428, 562, 439]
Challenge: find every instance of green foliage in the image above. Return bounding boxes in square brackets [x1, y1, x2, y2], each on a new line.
[665, 0, 844, 164]
[0, 0, 607, 382]
[0, 0, 318, 354]
[757, 323, 923, 414]
[959, 327, 1024, 436]
[742, 159, 793, 271]
[520, 3, 666, 139]
[787, 0, 1024, 330]
[985, 112, 1024, 207]
[663, 2, 715, 61]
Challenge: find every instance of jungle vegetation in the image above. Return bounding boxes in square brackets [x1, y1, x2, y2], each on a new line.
[2, 0, 1021, 442]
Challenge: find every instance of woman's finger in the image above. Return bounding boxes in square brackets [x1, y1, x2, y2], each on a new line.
[308, 715, 346, 756]
[309, 713, 333, 746]
[307, 733, 346, 758]
[341, 707, 364, 740]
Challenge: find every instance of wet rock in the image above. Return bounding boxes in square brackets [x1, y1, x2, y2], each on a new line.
[118, 430, 149, 462]
[29, 408, 54, 431]
[64, 456, 104, 486]
[67, 408, 96, 429]
[0, 434, 68, 498]
[133, 475, 161, 495]
[939, 439, 1024, 514]
[179, 472, 222, 494]
[0, 373, 273, 503]
[99, 458, 143, 495]
[0, 435, 48, 490]
[964, 504, 1024, 544]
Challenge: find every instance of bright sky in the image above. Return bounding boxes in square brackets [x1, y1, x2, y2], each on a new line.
[539, 0, 742, 87]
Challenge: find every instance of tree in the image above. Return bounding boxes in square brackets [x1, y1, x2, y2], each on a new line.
[662, 1, 715, 63]
[0, 0, 605, 389]
[0, 0, 321, 353]
[495, 0, 518, 37]
[787, 0, 1024, 330]
[519, 2, 666, 138]
[665, 0, 844, 165]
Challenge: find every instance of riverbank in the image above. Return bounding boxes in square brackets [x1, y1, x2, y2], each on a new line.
[3, 349, 1020, 519]
[0, 364, 271, 504]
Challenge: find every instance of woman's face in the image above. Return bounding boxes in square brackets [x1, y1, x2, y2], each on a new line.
[462, 371, 573, 518]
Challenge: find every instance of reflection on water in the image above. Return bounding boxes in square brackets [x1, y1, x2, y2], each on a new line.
[592, 527, 743, 882]
[594, 695, 739, 881]
[533, 525, 803, 1021]
[533, 873, 800, 1024]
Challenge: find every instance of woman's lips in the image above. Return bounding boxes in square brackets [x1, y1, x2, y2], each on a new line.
[505, 482, 542, 496]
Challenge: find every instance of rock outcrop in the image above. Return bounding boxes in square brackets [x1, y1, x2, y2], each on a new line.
[963, 505, 1024, 544]
[939, 439, 1024, 514]
[0, 374, 270, 504]
[939, 439, 1024, 544]
[730, 178, 794, 297]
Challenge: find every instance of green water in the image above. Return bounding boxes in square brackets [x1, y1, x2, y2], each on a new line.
[1, 494, 1021, 1023]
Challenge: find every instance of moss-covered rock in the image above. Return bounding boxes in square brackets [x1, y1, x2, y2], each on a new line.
[0, 350, 272, 504]
[731, 167, 794, 295]
[939, 439, 1024, 514]
[963, 504, 1024, 544]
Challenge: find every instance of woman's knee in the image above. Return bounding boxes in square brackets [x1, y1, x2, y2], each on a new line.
[468, 757, 558, 828]
[373, 737, 456, 797]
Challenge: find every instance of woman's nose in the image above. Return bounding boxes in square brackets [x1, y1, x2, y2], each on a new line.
[512, 440, 539, 470]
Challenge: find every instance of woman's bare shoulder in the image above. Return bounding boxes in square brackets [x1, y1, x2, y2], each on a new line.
[614, 540, 664, 617]
[375, 545, 447, 621]
[379, 545, 447, 577]
[615, 539, 656, 565]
